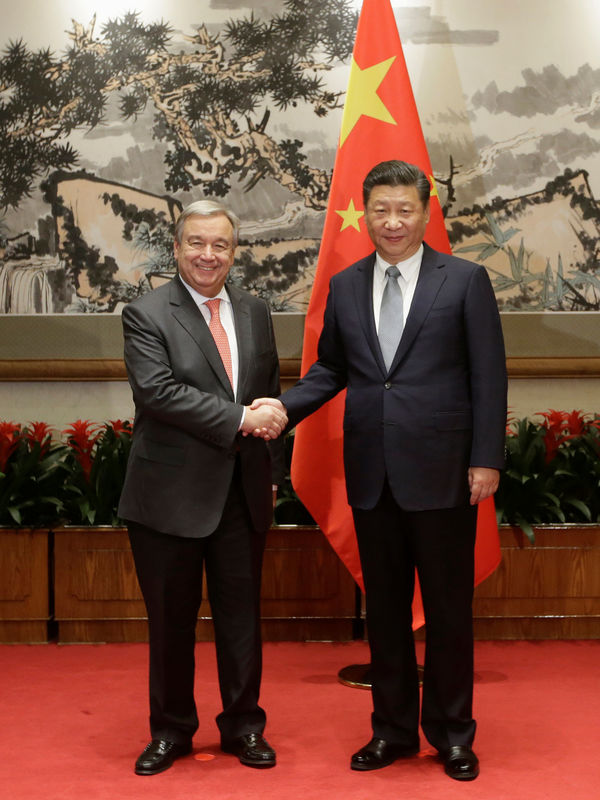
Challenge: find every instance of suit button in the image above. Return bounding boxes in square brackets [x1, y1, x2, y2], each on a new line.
[384, 382, 391, 389]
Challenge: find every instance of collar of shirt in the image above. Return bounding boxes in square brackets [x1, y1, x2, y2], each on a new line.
[178, 276, 231, 312]
[373, 244, 424, 331]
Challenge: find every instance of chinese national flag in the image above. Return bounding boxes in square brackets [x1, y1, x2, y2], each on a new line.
[290, 0, 501, 628]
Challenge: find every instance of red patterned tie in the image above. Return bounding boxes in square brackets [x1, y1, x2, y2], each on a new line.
[205, 298, 233, 388]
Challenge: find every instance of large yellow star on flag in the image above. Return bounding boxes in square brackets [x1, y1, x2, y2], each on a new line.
[339, 56, 397, 146]
[335, 198, 364, 232]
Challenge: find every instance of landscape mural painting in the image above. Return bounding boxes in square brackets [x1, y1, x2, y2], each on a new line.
[1, 0, 599, 315]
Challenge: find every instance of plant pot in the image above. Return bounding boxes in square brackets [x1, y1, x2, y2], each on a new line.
[472, 524, 600, 639]
[52, 524, 357, 643]
[0, 528, 50, 643]
[260, 525, 356, 642]
[53, 526, 146, 644]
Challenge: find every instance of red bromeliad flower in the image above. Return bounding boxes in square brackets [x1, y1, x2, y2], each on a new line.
[537, 409, 568, 432]
[63, 420, 102, 481]
[536, 409, 600, 460]
[108, 419, 133, 437]
[563, 410, 588, 438]
[537, 409, 569, 463]
[25, 421, 55, 456]
[0, 421, 22, 473]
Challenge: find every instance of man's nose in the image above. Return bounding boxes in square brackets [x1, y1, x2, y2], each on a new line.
[385, 215, 403, 228]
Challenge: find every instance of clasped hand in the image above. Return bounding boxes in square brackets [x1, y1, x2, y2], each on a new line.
[242, 397, 288, 440]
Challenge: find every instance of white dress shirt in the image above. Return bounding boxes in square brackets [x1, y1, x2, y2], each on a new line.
[373, 244, 423, 333]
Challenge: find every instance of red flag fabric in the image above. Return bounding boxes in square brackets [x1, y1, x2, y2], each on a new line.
[290, 0, 501, 627]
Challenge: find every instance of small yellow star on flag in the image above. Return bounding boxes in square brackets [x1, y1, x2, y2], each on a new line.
[335, 198, 364, 231]
[429, 174, 439, 198]
[339, 56, 397, 146]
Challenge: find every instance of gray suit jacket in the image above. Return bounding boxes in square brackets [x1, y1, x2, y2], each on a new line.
[118, 276, 284, 537]
[281, 243, 507, 512]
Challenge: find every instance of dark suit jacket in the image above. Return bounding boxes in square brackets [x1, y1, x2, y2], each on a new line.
[281, 243, 507, 512]
[118, 275, 284, 537]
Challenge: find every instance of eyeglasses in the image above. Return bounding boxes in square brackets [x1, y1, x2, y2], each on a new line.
[182, 239, 232, 254]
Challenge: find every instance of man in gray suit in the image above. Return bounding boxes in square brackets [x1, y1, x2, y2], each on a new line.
[118, 200, 287, 775]
[253, 160, 507, 781]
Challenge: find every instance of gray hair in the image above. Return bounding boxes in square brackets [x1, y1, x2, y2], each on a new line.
[174, 199, 241, 246]
[362, 160, 431, 208]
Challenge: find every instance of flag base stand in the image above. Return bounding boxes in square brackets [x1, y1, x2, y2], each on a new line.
[337, 663, 424, 689]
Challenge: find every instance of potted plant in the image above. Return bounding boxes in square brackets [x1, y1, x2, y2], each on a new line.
[0, 421, 65, 642]
[473, 409, 600, 640]
[52, 419, 144, 643]
[51, 421, 356, 643]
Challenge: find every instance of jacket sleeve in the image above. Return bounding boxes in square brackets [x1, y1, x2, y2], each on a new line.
[464, 265, 508, 469]
[280, 277, 348, 428]
[263, 304, 286, 485]
[122, 300, 243, 449]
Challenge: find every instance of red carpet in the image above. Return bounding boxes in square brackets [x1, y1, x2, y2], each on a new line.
[1, 640, 598, 800]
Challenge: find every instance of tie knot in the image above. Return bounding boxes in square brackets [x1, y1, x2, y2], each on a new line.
[205, 298, 221, 317]
[386, 265, 400, 280]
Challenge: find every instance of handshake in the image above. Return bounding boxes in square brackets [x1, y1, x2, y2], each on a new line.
[242, 398, 288, 440]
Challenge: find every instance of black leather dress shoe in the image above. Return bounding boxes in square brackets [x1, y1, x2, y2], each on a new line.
[442, 745, 479, 781]
[221, 732, 276, 768]
[351, 737, 419, 771]
[134, 739, 193, 776]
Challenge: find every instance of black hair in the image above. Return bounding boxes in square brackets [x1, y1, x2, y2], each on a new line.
[362, 160, 431, 207]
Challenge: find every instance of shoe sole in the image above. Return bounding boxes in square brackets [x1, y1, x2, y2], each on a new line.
[445, 766, 480, 781]
[351, 747, 419, 771]
[238, 757, 276, 768]
[351, 759, 397, 771]
[135, 762, 174, 776]
[221, 744, 276, 768]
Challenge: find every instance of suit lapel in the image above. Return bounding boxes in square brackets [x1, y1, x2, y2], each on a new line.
[352, 253, 383, 366]
[390, 243, 447, 370]
[228, 285, 251, 402]
[169, 277, 235, 398]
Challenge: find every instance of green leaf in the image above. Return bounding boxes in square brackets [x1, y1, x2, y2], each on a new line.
[8, 506, 22, 525]
[485, 212, 505, 246]
[514, 515, 535, 544]
[478, 243, 502, 261]
[454, 243, 493, 255]
[564, 499, 592, 520]
[507, 246, 522, 281]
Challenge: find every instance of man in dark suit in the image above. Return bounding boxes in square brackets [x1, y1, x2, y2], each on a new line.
[252, 160, 507, 781]
[118, 200, 287, 776]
